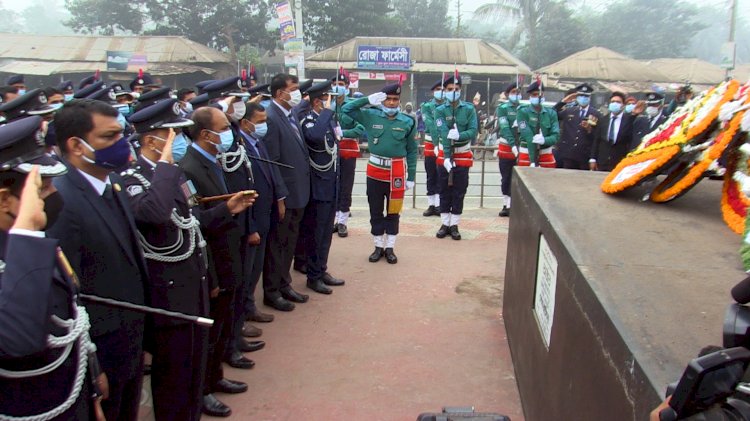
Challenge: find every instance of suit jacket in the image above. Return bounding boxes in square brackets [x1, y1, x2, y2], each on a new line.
[554, 103, 602, 162]
[0, 232, 91, 419]
[300, 108, 338, 202]
[179, 146, 243, 291]
[632, 114, 667, 149]
[591, 113, 635, 171]
[220, 123, 255, 236]
[47, 162, 148, 377]
[263, 101, 310, 209]
[242, 131, 285, 236]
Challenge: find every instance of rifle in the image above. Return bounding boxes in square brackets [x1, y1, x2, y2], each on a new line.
[533, 74, 543, 166]
[448, 66, 458, 187]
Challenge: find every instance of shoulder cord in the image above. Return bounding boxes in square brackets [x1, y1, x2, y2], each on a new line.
[217, 145, 253, 176]
[0, 304, 96, 421]
[308, 132, 338, 173]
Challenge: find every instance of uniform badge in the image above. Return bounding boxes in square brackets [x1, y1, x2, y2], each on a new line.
[499, 117, 508, 125]
[373, 138, 379, 145]
[394, 177, 403, 188]
[127, 185, 144, 196]
[113, 183, 122, 192]
[519, 120, 527, 130]
[436, 119, 443, 127]
[373, 124, 383, 129]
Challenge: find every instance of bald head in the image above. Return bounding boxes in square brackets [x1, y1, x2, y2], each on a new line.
[191, 106, 229, 156]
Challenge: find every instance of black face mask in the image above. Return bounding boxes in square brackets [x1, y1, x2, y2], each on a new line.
[42, 191, 65, 229]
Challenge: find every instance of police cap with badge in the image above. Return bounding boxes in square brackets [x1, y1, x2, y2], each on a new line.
[526, 80, 544, 93]
[57, 80, 74, 93]
[504, 82, 518, 95]
[306, 81, 334, 100]
[78, 73, 100, 90]
[644, 92, 665, 105]
[74, 81, 106, 99]
[5, 74, 24, 87]
[247, 83, 270, 98]
[443, 74, 462, 86]
[86, 85, 117, 104]
[128, 98, 193, 135]
[133, 87, 173, 112]
[0, 89, 56, 122]
[332, 73, 350, 85]
[431, 79, 446, 91]
[381, 83, 402, 96]
[298, 79, 314, 96]
[111, 83, 135, 101]
[574, 83, 594, 96]
[0, 116, 66, 176]
[129, 71, 154, 91]
[204, 77, 248, 100]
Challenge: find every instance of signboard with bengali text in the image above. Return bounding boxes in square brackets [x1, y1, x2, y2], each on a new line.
[356, 45, 411, 70]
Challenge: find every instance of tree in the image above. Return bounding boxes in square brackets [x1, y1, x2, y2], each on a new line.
[0, 1, 27, 33]
[22, 0, 75, 35]
[473, 0, 551, 62]
[303, 0, 398, 51]
[64, 0, 144, 35]
[589, 0, 706, 59]
[523, 2, 592, 68]
[391, 0, 451, 38]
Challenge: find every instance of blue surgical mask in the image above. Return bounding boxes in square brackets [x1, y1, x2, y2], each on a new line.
[576, 96, 590, 107]
[64, 94, 74, 102]
[530, 97, 541, 106]
[609, 102, 623, 114]
[18, 89, 26, 96]
[50, 103, 63, 111]
[260, 99, 271, 109]
[625, 104, 636, 113]
[254, 122, 268, 138]
[332, 85, 349, 96]
[172, 133, 188, 162]
[115, 104, 132, 118]
[116, 112, 128, 131]
[444, 90, 461, 102]
[184, 102, 194, 114]
[508, 94, 521, 103]
[380, 105, 400, 116]
[433, 91, 443, 101]
[209, 129, 235, 153]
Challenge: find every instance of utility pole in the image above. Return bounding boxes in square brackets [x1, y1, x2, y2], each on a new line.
[455, 0, 462, 37]
[725, 0, 737, 79]
[292, 0, 306, 79]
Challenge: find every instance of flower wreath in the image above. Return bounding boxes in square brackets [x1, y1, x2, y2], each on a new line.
[601, 145, 681, 194]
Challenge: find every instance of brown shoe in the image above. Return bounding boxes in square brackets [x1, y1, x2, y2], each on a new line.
[247, 311, 274, 323]
[242, 323, 262, 338]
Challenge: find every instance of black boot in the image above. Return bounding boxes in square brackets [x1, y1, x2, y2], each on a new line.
[499, 206, 510, 217]
[436, 225, 449, 238]
[384, 248, 398, 264]
[337, 224, 348, 238]
[449, 225, 462, 240]
[369, 247, 384, 262]
[422, 205, 440, 217]
[332, 223, 340, 233]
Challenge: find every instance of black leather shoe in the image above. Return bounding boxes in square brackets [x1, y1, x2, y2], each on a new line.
[384, 248, 398, 264]
[332, 223, 340, 233]
[449, 225, 462, 240]
[241, 323, 262, 338]
[499, 206, 510, 217]
[337, 224, 348, 237]
[422, 205, 440, 217]
[263, 296, 295, 311]
[202, 394, 231, 417]
[322, 272, 345, 286]
[436, 225, 449, 238]
[307, 278, 332, 294]
[238, 340, 265, 353]
[369, 247, 384, 262]
[281, 287, 309, 303]
[215, 378, 248, 394]
[224, 351, 255, 369]
[247, 310, 274, 323]
[293, 262, 307, 274]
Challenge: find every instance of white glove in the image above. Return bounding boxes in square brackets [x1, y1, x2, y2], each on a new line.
[406, 181, 415, 190]
[511, 145, 519, 157]
[532, 134, 545, 145]
[334, 125, 343, 138]
[433, 146, 439, 155]
[368, 92, 387, 106]
[529, 163, 538, 168]
[443, 159, 454, 172]
[447, 125, 460, 140]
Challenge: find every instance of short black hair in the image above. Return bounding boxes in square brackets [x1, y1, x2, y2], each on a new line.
[243, 102, 265, 121]
[0, 171, 25, 196]
[55, 99, 119, 155]
[43, 87, 62, 97]
[0, 86, 19, 101]
[176, 88, 195, 102]
[270, 73, 298, 99]
[610, 91, 626, 102]
[190, 107, 216, 140]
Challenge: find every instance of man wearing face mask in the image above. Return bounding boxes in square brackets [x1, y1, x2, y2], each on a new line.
[6, 74, 27, 96]
[261, 73, 311, 311]
[57, 80, 75, 102]
[331, 71, 365, 238]
[553, 83, 601, 170]
[420, 78, 446, 218]
[495, 82, 522, 217]
[179, 106, 255, 417]
[516, 81, 559, 168]
[434, 74, 477, 241]
[633, 92, 667, 149]
[590, 91, 635, 171]
[0, 116, 108, 421]
[177, 88, 197, 116]
[47, 99, 151, 421]
[342, 83, 417, 264]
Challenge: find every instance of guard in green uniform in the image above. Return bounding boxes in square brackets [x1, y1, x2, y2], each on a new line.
[419, 79, 445, 217]
[331, 71, 365, 238]
[434, 74, 477, 241]
[516, 81, 559, 168]
[341, 83, 417, 264]
[496, 82, 521, 217]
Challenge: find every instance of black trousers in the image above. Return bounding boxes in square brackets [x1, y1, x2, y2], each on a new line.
[367, 177, 400, 236]
[296, 199, 336, 281]
[203, 289, 234, 394]
[337, 157, 357, 213]
[424, 155, 439, 196]
[263, 208, 305, 300]
[96, 328, 144, 421]
[438, 166, 470, 215]
[228, 238, 256, 355]
[498, 158, 515, 196]
[561, 158, 589, 170]
[245, 230, 269, 316]
[151, 323, 207, 421]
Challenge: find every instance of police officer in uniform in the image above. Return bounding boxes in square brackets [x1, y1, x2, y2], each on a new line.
[633, 92, 667, 148]
[516, 81, 560, 168]
[496, 82, 521, 217]
[331, 71, 365, 238]
[122, 99, 241, 421]
[298, 81, 346, 294]
[420, 78, 445, 217]
[0, 116, 105, 420]
[434, 74, 477, 240]
[342, 84, 417, 264]
[129, 71, 154, 96]
[553, 83, 601, 170]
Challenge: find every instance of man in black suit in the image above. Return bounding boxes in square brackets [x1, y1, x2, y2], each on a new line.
[590, 91, 635, 172]
[261, 73, 311, 312]
[633, 92, 668, 149]
[554, 83, 602, 170]
[179, 106, 256, 417]
[48, 99, 149, 421]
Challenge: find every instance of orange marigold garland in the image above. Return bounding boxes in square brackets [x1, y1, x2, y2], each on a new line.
[601, 145, 681, 194]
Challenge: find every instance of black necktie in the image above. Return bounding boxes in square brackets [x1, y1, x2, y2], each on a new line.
[102, 184, 128, 235]
[608, 116, 618, 144]
[288, 114, 301, 140]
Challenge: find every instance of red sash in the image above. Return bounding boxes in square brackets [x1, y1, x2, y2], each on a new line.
[436, 148, 474, 168]
[497, 143, 515, 160]
[366, 157, 406, 214]
[423, 140, 436, 157]
[339, 138, 360, 159]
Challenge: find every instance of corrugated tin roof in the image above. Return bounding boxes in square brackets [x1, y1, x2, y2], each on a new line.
[535, 47, 669, 82]
[642, 58, 725, 84]
[0, 33, 229, 64]
[306, 37, 531, 75]
[0, 60, 218, 76]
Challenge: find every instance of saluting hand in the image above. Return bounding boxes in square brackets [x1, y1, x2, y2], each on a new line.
[562, 93, 577, 103]
[12, 165, 46, 232]
[159, 129, 176, 165]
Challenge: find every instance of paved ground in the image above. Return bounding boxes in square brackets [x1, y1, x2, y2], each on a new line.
[139, 206, 523, 421]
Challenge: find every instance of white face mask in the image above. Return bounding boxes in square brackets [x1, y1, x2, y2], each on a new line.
[231, 101, 246, 121]
[645, 106, 660, 117]
[287, 89, 302, 107]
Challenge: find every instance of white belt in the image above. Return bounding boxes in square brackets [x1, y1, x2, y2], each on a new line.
[369, 155, 391, 166]
[519, 146, 553, 154]
[425, 134, 433, 142]
[497, 137, 510, 145]
[437, 143, 471, 153]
